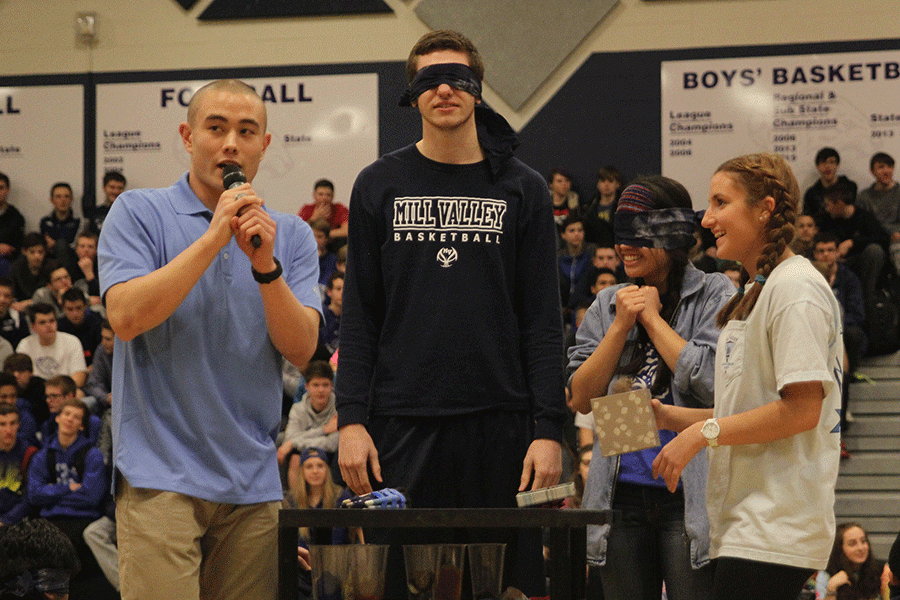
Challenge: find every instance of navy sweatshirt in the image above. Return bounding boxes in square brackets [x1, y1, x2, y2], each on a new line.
[336, 144, 567, 442]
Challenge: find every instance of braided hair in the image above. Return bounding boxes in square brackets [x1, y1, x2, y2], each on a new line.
[714, 153, 800, 327]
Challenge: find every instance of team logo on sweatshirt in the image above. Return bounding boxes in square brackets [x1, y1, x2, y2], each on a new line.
[436, 247, 458, 267]
[392, 196, 507, 247]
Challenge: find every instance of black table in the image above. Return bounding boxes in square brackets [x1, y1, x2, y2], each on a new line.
[278, 508, 612, 600]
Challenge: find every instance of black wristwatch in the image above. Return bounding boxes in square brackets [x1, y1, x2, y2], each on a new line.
[251, 257, 282, 284]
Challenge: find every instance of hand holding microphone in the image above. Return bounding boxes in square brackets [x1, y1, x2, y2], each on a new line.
[222, 164, 262, 248]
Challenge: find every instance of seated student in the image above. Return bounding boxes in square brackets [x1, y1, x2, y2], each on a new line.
[298, 179, 350, 242]
[86, 171, 126, 234]
[83, 320, 113, 411]
[0, 372, 37, 448]
[26, 397, 107, 597]
[335, 245, 347, 274]
[817, 180, 889, 309]
[813, 232, 867, 443]
[3, 354, 48, 426]
[16, 304, 87, 392]
[582, 166, 623, 247]
[38, 376, 100, 448]
[0, 405, 38, 526]
[31, 267, 88, 319]
[814, 523, 892, 600]
[310, 220, 337, 292]
[549, 168, 579, 234]
[292, 446, 356, 600]
[791, 214, 818, 258]
[0, 278, 30, 349]
[593, 244, 626, 281]
[803, 147, 857, 219]
[569, 267, 619, 316]
[278, 362, 339, 494]
[857, 152, 900, 272]
[0, 172, 26, 269]
[0, 517, 80, 600]
[39, 183, 80, 254]
[56, 289, 102, 368]
[322, 272, 343, 357]
[8, 234, 57, 313]
[558, 215, 597, 310]
[55, 230, 102, 308]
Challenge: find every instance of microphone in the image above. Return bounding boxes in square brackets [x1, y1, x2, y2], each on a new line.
[222, 164, 261, 248]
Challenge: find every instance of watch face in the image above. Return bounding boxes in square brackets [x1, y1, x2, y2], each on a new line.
[702, 420, 719, 439]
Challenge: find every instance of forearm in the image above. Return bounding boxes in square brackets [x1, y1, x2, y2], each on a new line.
[570, 320, 630, 413]
[640, 311, 687, 373]
[106, 229, 222, 341]
[329, 223, 348, 238]
[258, 276, 319, 367]
[714, 381, 824, 447]
[70, 371, 86, 389]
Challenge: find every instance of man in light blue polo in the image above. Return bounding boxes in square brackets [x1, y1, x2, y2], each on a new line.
[98, 79, 321, 600]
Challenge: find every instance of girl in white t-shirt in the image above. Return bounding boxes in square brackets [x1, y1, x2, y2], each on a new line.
[651, 153, 842, 600]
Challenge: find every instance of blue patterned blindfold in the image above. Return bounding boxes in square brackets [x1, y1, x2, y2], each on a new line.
[614, 207, 698, 249]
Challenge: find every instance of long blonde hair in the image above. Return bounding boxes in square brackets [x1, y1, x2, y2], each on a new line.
[294, 457, 343, 541]
[715, 153, 800, 327]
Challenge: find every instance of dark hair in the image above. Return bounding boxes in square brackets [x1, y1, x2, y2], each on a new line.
[77, 229, 99, 242]
[616, 175, 693, 397]
[0, 277, 13, 294]
[824, 179, 855, 206]
[826, 523, 882, 600]
[0, 172, 8, 187]
[20, 232, 44, 252]
[815, 147, 839, 165]
[61, 288, 86, 305]
[102, 170, 126, 186]
[714, 153, 799, 327]
[101, 319, 112, 332]
[406, 30, 484, 84]
[0, 403, 18, 418]
[561, 214, 584, 230]
[0, 372, 18, 390]
[326, 271, 344, 289]
[0, 518, 80, 580]
[597, 166, 623, 185]
[26, 303, 55, 325]
[719, 260, 741, 274]
[870, 151, 895, 170]
[3, 353, 32, 373]
[303, 360, 334, 383]
[313, 178, 334, 192]
[45, 375, 77, 398]
[813, 231, 841, 248]
[50, 182, 72, 197]
[548, 168, 573, 184]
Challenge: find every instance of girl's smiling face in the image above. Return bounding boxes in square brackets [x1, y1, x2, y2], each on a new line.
[702, 171, 770, 271]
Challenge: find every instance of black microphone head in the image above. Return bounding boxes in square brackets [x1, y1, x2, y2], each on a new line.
[222, 164, 246, 189]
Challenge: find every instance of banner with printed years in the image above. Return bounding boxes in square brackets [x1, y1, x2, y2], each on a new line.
[96, 74, 378, 215]
[662, 50, 900, 209]
[0, 85, 85, 230]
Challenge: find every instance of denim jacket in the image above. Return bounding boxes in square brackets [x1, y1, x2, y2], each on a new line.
[567, 263, 735, 568]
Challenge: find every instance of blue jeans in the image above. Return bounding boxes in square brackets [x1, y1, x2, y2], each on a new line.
[599, 482, 713, 600]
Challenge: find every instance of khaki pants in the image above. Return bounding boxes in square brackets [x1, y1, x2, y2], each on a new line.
[116, 477, 279, 600]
